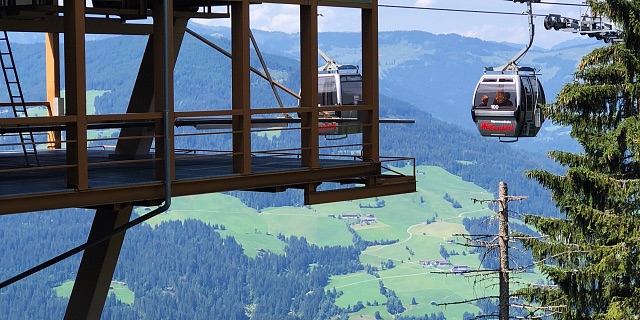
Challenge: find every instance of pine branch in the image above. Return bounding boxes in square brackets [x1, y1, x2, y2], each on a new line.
[517, 249, 593, 272]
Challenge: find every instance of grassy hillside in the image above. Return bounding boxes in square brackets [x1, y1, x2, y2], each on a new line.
[144, 165, 544, 319]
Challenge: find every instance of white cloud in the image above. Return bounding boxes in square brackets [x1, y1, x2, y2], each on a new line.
[460, 23, 530, 45]
[318, 7, 360, 33]
[265, 13, 300, 33]
[250, 5, 299, 33]
[413, 0, 437, 6]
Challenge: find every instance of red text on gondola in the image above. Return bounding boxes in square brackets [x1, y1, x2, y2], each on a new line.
[480, 121, 515, 132]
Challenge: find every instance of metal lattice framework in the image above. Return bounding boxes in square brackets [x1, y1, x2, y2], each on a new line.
[0, 1, 415, 318]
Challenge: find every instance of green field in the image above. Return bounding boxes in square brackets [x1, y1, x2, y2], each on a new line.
[138, 165, 543, 319]
[55, 280, 134, 305]
[50, 90, 119, 144]
[146, 193, 288, 257]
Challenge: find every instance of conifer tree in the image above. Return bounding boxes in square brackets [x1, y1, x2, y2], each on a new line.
[516, 1, 640, 318]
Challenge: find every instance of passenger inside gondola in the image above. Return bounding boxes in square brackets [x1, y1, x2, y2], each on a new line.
[493, 90, 514, 107]
[480, 95, 489, 106]
[503, 92, 514, 106]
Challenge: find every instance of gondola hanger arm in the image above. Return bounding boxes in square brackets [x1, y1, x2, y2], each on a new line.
[318, 48, 340, 73]
[487, 1, 536, 72]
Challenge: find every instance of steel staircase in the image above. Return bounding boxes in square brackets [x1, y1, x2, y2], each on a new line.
[0, 30, 39, 166]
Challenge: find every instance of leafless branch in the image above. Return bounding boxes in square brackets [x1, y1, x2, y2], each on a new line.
[511, 303, 567, 310]
[471, 198, 500, 204]
[512, 312, 559, 319]
[431, 269, 497, 275]
[436, 295, 499, 306]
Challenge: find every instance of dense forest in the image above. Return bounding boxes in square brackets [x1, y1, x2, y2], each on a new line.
[1, 211, 362, 319]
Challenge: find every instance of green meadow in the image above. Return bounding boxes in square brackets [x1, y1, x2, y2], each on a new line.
[55, 280, 134, 305]
[125, 165, 542, 319]
[45, 90, 118, 144]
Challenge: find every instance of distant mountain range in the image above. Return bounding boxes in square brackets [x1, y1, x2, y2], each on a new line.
[186, 22, 601, 153]
[8, 22, 599, 142]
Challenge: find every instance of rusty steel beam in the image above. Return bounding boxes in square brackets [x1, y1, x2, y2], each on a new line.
[361, 1, 379, 163]
[64, 0, 88, 190]
[112, 19, 188, 160]
[231, 0, 252, 174]
[152, 0, 175, 181]
[45, 32, 61, 149]
[0, 115, 75, 126]
[0, 17, 154, 34]
[0, 164, 380, 215]
[300, 1, 319, 168]
[304, 179, 416, 205]
[64, 204, 133, 320]
[256, 0, 373, 8]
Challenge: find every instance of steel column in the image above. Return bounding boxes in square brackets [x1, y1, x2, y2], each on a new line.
[64, 1, 88, 190]
[231, 0, 252, 174]
[113, 38, 156, 158]
[45, 32, 61, 149]
[113, 19, 188, 159]
[361, 1, 379, 163]
[362, 0, 380, 163]
[300, 1, 319, 168]
[63, 204, 133, 320]
[153, 0, 175, 181]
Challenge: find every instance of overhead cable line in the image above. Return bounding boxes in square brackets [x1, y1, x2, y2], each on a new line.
[502, 0, 588, 6]
[0, 204, 170, 289]
[526, 1, 587, 6]
[380, 1, 588, 16]
[379, 4, 530, 16]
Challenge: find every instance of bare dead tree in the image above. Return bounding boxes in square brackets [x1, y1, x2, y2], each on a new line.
[431, 181, 554, 319]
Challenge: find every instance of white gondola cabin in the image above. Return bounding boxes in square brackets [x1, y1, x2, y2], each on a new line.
[471, 69, 545, 138]
[470, 0, 545, 141]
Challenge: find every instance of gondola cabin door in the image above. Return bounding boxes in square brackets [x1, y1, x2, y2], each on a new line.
[317, 72, 363, 136]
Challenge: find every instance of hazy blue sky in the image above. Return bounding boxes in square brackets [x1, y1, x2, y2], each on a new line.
[197, 0, 596, 49]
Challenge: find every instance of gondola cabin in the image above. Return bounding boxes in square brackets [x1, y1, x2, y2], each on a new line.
[316, 65, 363, 136]
[471, 71, 545, 139]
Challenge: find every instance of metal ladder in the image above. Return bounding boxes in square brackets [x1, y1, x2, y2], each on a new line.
[0, 30, 39, 166]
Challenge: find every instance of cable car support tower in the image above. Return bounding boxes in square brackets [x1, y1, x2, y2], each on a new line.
[0, 1, 416, 319]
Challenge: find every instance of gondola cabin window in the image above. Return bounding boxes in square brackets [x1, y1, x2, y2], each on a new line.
[340, 75, 362, 105]
[474, 78, 516, 110]
[318, 75, 338, 106]
[317, 73, 362, 118]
